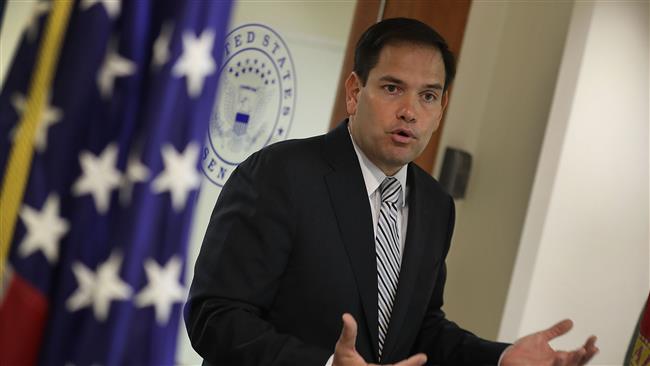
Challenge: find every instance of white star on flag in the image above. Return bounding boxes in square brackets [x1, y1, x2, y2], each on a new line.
[72, 143, 122, 214]
[25, 1, 51, 42]
[134, 256, 185, 325]
[172, 29, 216, 97]
[151, 142, 200, 211]
[80, 0, 121, 19]
[97, 47, 136, 98]
[18, 193, 69, 264]
[152, 22, 173, 69]
[11, 93, 63, 153]
[120, 153, 150, 205]
[66, 251, 133, 322]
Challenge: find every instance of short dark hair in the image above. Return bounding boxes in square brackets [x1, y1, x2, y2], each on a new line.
[353, 17, 456, 93]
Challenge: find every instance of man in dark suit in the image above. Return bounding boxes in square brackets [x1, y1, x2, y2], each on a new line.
[185, 18, 598, 366]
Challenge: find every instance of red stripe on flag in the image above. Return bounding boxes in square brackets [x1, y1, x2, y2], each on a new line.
[630, 293, 650, 366]
[0, 271, 48, 366]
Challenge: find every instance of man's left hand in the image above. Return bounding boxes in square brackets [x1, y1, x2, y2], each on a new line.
[501, 319, 598, 366]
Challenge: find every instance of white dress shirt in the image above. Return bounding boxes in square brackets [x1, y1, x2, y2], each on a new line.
[325, 132, 410, 366]
[349, 133, 409, 253]
[325, 131, 509, 365]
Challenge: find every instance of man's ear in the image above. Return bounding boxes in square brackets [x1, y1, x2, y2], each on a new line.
[345, 72, 361, 115]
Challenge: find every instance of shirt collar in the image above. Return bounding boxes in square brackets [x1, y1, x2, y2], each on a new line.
[349, 127, 408, 207]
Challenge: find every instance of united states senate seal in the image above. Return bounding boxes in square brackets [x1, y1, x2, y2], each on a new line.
[202, 24, 296, 186]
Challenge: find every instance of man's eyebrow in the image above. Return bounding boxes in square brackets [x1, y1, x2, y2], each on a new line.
[378, 75, 443, 90]
[425, 83, 444, 91]
[378, 75, 405, 85]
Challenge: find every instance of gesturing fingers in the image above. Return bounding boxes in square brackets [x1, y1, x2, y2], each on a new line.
[333, 314, 367, 366]
[579, 336, 599, 365]
[551, 336, 598, 366]
[583, 335, 598, 354]
[391, 353, 427, 366]
[551, 349, 583, 366]
[542, 319, 574, 341]
[337, 313, 359, 351]
[552, 351, 570, 366]
[568, 348, 587, 365]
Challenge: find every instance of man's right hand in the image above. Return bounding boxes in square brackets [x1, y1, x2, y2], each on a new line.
[333, 313, 427, 366]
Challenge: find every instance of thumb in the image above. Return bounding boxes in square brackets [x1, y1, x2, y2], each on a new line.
[541, 319, 573, 341]
[337, 313, 358, 351]
[396, 353, 428, 366]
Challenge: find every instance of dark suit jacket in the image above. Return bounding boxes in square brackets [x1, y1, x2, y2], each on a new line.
[185, 121, 509, 365]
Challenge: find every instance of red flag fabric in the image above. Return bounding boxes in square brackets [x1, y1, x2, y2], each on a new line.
[0, 268, 48, 366]
[630, 292, 650, 366]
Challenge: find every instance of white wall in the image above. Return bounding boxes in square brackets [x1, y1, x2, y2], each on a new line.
[500, 2, 649, 365]
[0, 1, 32, 88]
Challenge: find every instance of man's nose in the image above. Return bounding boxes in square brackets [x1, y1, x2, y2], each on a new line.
[396, 96, 416, 123]
[397, 105, 415, 122]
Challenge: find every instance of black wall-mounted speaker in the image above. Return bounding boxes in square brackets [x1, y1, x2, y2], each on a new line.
[439, 147, 472, 199]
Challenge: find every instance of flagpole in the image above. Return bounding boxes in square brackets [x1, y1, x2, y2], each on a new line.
[0, 0, 73, 281]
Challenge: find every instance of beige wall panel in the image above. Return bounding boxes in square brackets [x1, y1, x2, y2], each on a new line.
[435, 1, 574, 340]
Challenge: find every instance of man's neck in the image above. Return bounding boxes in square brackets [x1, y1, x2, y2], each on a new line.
[347, 123, 406, 177]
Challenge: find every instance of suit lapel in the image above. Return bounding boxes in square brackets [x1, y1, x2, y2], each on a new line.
[323, 122, 380, 359]
[380, 166, 436, 360]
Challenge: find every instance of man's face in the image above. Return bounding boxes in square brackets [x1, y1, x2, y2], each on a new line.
[346, 43, 448, 176]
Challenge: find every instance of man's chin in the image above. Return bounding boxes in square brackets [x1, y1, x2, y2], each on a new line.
[385, 149, 417, 166]
[384, 156, 413, 171]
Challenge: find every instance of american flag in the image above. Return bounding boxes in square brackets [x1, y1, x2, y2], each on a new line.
[628, 292, 650, 365]
[0, 0, 231, 364]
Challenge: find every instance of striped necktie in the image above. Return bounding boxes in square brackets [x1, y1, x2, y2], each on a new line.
[376, 176, 402, 358]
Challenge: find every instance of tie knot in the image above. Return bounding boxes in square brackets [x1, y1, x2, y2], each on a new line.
[379, 177, 401, 204]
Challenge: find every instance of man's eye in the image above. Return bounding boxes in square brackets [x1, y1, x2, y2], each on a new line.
[384, 85, 398, 93]
[422, 92, 437, 103]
